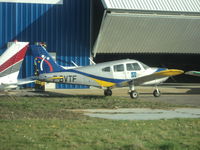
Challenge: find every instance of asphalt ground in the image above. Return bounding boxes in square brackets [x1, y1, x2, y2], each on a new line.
[1, 84, 200, 120]
[2, 84, 200, 107]
[45, 84, 200, 107]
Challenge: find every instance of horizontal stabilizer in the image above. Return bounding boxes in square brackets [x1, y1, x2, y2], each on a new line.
[17, 77, 36, 85]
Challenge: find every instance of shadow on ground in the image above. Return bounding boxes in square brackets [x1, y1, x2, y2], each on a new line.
[1, 90, 106, 99]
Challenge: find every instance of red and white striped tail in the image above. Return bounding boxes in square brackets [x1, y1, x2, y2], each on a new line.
[0, 42, 29, 79]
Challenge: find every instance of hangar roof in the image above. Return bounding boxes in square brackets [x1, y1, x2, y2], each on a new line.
[101, 0, 200, 13]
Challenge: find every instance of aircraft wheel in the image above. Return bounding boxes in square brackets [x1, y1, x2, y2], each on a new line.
[104, 89, 112, 96]
[130, 90, 139, 99]
[153, 89, 161, 97]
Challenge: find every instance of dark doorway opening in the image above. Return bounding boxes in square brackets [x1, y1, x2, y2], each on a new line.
[94, 53, 200, 83]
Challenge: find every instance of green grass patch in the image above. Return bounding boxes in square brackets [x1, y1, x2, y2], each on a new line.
[0, 95, 200, 150]
[0, 95, 181, 120]
[1, 119, 200, 150]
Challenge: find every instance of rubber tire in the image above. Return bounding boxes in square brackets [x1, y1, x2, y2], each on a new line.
[153, 89, 161, 97]
[104, 89, 112, 96]
[130, 90, 139, 99]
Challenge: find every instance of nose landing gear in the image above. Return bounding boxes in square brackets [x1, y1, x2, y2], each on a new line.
[129, 84, 139, 99]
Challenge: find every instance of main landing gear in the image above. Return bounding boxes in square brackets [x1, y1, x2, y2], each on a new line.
[129, 89, 161, 99]
[129, 84, 161, 99]
[104, 86, 161, 99]
[153, 88, 161, 97]
[104, 88, 112, 96]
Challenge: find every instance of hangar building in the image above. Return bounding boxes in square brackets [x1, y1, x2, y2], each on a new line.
[92, 0, 200, 83]
[0, 0, 200, 89]
[0, 0, 90, 88]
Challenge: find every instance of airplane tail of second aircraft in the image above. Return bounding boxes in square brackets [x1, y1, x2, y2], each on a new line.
[0, 41, 29, 82]
[31, 44, 64, 75]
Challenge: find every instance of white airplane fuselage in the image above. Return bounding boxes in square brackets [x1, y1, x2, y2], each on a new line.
[38, 59, 168, 88]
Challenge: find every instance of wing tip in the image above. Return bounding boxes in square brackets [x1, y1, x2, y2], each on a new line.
[157, 69, 184, 76]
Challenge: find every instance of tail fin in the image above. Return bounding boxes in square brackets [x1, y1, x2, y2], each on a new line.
[0, 42, 29, 80]
[31, 44, 63, 74]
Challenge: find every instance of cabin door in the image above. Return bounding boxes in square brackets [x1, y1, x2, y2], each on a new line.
[112, 64, 126, 79]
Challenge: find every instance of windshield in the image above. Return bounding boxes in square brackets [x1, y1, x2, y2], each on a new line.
[126, 63, 141, 71]
[140, 62, 150, 70]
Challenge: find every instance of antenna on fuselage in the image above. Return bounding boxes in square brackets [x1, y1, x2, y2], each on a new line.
[89, 58, 96, 65]
[71, 61, 78, 67]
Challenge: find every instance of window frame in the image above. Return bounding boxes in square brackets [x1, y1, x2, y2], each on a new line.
[102, 66, 111, 72]
[126, 63, 141, 71]
[113, 64, 125, 72]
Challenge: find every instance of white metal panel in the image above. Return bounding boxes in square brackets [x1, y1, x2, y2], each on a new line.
[0, 0, 63, 4]
[102, 0, 200, 13]
[93, 13, 200, 54]
[45, 52, 56, 89]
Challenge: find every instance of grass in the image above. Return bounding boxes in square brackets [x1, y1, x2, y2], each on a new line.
[1, 119, 200, 150]
[0, 95, 200, 150]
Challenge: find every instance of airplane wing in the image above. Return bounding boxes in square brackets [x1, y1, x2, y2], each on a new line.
[0, 77, 36, 90]
[17, 76, 37, 85]
[121, 69, 184, 86]
[185, 71, 200, 77]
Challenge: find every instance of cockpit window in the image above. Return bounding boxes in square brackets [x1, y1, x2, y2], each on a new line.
[114, 64, 124, 72]
[126, 63, 141, 71]
[140, 62, 149, 70]
[102, 67, 110, 72]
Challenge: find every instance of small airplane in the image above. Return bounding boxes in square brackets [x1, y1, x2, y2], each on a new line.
[185, 71, 200, 77]
[0, 41, 34, 90]
[31, 44, 184, 99]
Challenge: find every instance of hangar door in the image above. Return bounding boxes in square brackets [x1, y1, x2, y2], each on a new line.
[93, 0, 200, 56]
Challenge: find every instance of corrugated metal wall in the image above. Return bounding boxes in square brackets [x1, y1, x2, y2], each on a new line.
[0, 0, 90, 89]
